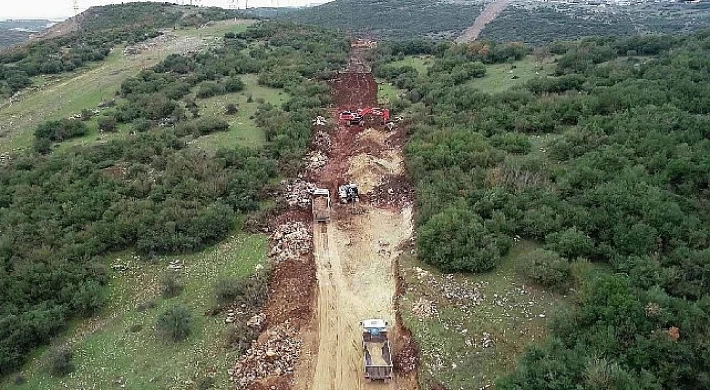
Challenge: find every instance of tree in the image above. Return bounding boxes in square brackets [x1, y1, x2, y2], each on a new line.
[98, 116, 118, 132]
[156, 304, 192, 342]
[225, 103, 238, 115]
[545, 227, 594, 259]
[516, 249, 571, 291]
[47, 347, 74, 377]
[418, 206, 504, 273]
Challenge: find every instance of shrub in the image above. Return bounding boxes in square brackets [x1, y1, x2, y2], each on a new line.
[214, 272, 268, 308]
[132, 118, 152, 132]
[13, 374, 25, 385]
[47, 347, 74, 377]
[545, 227, 594, 259]
[490, 133, 532, 154]
[136, 300, 157, 312]
[129, 324, 143, 333]
[196, 81, 226, 98]
[517, 249, 571, 291]
[225, 77, 245, 92]
[156, 304, 193, 342]
[197, 376, 216, 390]
[161, 273, 183, 298]
[225, 103, 238, 115]
[418, 206, 505, 273]
[98, 116, 118, 132]
[34, 119, 88, 142]
[225, 321, 259, 353]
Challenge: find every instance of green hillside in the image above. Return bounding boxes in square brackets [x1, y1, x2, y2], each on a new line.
[283, 0, 483, 40]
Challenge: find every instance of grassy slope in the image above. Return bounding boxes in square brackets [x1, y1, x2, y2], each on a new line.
[191, 74, 289, 151]
[6, 234, 266, 390]
[395, 55, 567, 388]
[0, 20, 253, 154]
[467, 55, 557, 93]
[400, 241, 568, 389]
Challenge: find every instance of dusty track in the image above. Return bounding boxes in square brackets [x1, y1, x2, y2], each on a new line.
[456, 0, 512, 42]
[293, 46, 418, 390]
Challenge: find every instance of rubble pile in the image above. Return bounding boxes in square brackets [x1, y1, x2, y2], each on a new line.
[269, 222, 312, 263]
[123, 34, 176, 55]
[370, 175, 415, 207]
[282, 179, 317, 209]
[481, 332, 494, 348]
[411, 297, 438, 319]
[247, 313, 267, 330]
[167, 260, 183, 271]
[312, 130, 331, 152]
[230, 322, 302, 389]
[0, 152, 12, 165]
[393, 341, 419, 373]
[305, 150, 328, 171]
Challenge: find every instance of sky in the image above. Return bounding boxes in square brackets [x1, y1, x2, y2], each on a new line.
[0, 0, 331, 20]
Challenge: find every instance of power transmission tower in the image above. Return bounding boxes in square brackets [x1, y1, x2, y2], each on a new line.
[73, 0, 79, 15]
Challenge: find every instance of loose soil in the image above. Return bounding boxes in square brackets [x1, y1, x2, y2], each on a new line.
[291, 45, 419, 390]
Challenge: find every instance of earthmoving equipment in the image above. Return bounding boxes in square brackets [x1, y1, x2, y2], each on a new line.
[312, 188, 331, 222]
[360, 319, 393, 381]
[339, 107, 391, 127]
[338, 183, 359, 203]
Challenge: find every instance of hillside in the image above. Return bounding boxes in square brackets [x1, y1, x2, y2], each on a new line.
[374, 32, 710, 389]
[283, 0, 483, 40]
[480, 2, 710, 44]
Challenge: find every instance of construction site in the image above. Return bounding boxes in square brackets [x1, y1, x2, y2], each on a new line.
[231, 41, 419, 390]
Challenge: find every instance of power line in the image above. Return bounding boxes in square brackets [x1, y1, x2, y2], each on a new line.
[73, 0, 79, 15]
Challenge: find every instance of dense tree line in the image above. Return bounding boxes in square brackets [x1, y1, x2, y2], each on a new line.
[377, 32, 710, 388]
[0, 21, 348, 375]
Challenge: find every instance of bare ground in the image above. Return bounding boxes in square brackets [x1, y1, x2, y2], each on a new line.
[291, 46, 419, 390]
[456, 0, 512, 42]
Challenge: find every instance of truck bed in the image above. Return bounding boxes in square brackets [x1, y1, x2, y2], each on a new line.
[364, 341, 389, 366]
[312, 196, 330, 221]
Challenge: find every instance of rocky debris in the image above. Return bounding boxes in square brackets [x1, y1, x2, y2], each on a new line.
[269, 222, 312, 263]
[481, 332, 494, 348]
[370, 175, 415, 207]
[312, 116, 328, 126]
[247, 313, 267, 330]
[123, 33, 176, 55]
[230, 322, 302, 389]
[281, 179, 317, 209]
[168, 260, 183, 271]
[305, 150, 327, 171]
[0, 152, 13, 165]
[312, 130, 331, 153]
[393, 340, 419, 373]
[112, 264, 130, 272]
[668, 326, 680, 342]
[411, 297, 438, 319]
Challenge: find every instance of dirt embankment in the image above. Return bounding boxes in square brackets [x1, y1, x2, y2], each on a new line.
[238, 43, 419, 390]
[456, 0, 512, 42]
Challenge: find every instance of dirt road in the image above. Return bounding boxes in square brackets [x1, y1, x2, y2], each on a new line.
[293, 47, 416, 390]
[456, 0, 512, 42]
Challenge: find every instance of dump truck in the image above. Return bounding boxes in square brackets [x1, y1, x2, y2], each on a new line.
[360, 318, 393, 381]
[312, 188, 331, 222]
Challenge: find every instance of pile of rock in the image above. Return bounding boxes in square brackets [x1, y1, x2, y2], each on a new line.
[123, 34, 175, 56]
[230, 322, 302, 389]
[481, 332, 494, 348]
[411, 297, 438, 319]
[282, 179, 317, 209]
[168, 260, 183, 271]
[0, 153, 12, 165]
[269, 222, 312, 263]
[312, 130, 331, 152]
[305, 150, 328, 171]
[247, 313, 267, 330]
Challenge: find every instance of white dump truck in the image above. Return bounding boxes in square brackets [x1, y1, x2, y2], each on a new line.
[312, 188, 331, 222]
[360, 318, 393, 381]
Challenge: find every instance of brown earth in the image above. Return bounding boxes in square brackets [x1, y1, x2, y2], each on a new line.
[291, 45, 420, 390]
[456, 0, 513, 42]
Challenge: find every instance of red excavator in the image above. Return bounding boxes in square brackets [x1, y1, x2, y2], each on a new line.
[339, 107, 390, 127]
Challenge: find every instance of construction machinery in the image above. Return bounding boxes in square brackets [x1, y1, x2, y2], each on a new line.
[360, 319, 393, 381]
[339, 107, 391, 127]
[312, 189, 331, 222]
[338, 183, 359, 203]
